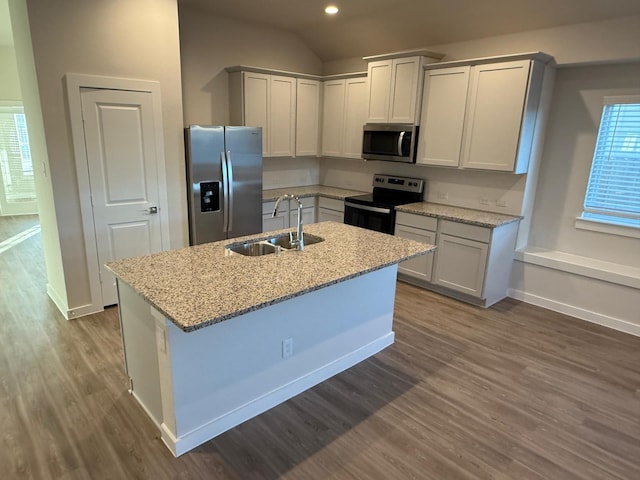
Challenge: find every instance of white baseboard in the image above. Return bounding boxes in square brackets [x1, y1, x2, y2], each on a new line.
[163, 333, 394, 457]
[46, 283, 69, 319]
[46, 283, 102, 320]
[508, 288, 640, 337]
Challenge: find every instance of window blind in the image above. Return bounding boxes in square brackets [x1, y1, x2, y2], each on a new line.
[583, 96, 640, 228]
[0, 105, 36, 204]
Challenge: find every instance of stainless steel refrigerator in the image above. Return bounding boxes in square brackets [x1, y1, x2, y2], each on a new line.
[185, 125, 263, 245]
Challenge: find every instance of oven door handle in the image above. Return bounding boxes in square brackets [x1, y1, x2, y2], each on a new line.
[344, 201, 392, 215]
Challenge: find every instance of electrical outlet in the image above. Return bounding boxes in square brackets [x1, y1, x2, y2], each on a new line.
[479, 197, 490, 205]
[282, 338, 293, 358]
[496, 199, 508, 207]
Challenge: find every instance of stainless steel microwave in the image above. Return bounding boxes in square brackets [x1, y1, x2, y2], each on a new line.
[362, 124, 419, 163]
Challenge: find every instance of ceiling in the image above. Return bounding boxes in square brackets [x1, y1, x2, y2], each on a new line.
[178, 0, 640, 61]
[3, 0, 639, 56]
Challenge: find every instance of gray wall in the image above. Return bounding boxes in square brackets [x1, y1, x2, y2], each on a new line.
[21, 0, 185, 312]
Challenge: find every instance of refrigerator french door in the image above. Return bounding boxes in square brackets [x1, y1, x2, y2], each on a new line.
[185, 125, 263, 245]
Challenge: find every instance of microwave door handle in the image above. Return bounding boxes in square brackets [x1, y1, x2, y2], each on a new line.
[397, 131, 405, 157]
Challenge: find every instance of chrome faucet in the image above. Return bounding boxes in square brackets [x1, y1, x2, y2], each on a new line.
[272, 194, 304, 251]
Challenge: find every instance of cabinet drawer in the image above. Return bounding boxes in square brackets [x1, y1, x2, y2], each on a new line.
[440, 219, 490, 243]
[318, 196, 344, 212]
[396, 211, 438, 231]
[262, 201, 276, 215]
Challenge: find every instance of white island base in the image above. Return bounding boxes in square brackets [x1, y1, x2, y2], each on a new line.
[118, 265, 398, 457]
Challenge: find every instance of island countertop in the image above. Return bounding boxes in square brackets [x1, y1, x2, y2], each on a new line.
[106, 222, 434, 332]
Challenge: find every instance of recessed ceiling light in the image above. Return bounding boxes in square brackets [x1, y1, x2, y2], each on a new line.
[325, 5, 339, 15]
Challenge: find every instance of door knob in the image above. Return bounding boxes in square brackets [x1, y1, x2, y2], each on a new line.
[148, 206, 158, 214]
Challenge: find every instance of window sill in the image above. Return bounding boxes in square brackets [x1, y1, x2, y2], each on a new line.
[514, 247, 640, 289]
[575, 217, 640, 240]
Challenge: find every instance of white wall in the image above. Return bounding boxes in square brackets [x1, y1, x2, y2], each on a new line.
[9, 0, 67, 308]
[321, 158, 525, 215]
[0, 46, 21, 99]
[178, 6, 323, 126]
[21, 0, 185, 314]
[530, 62, 640, 265]
[509, 61, 640, 335]
[427, 15, 640, 66]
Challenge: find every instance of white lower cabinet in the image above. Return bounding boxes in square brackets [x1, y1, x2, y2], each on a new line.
[262, 201, 287, 232]
[317, 196, 344, 223]
[290, 202, 316, 227]
[433, 232, 488, 297]
[395, 212, 437, 282]
[395, 213, 519, 307]
[263, 197, 316, 232]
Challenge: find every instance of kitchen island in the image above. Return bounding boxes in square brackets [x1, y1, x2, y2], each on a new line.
[107, 222, 434, 456]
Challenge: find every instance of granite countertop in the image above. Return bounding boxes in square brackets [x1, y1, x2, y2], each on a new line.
[395, 202, 521, 228]
[106, 222, 434, 333]
[263, 185, 366, 202]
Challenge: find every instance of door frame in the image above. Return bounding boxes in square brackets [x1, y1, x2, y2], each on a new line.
[66, 73, 170, 312]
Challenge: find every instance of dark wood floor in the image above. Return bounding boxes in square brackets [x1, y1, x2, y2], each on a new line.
[1, 215, 639, 479]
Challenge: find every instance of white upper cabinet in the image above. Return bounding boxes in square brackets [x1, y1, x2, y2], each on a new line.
[366, 61, 392, 123]
[417, 66, 471, 167]
[342, 77, 368, 158]
[322, 75, 368, 158]
[295, 78, 321, 157]
[229, 69, 307, 158]
[241, 72, 270, 156]
[417, 55, 550, 173]
[461, 60, 533, 172]
[366, 56, 425, 124]
[269, 75, 296, 157]
[321, 79, 346, 157]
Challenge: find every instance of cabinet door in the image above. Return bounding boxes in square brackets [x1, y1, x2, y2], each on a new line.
[366, 60, 392, 123]
[389, 57, 421, 124]
[263, 212, 288, 232]
[269, 75, 296, 157]
[461, 60, 531, 171]
[296, 78, 321, 157]
[243, 72, 270, 156]
[395, 224, 436, 282]
[433, 233, 488, 297]
[342, 77, 368, 158]
[417, 66, 470, 167]
[290, 207, 316, 227]
[318, 207, 343, 223]
[322, 80, 345, 156]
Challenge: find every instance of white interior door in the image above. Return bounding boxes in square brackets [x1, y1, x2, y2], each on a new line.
[81, 88, 162, 306]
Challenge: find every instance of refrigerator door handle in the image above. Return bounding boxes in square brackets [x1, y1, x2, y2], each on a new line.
[220, 151, 230, 233]
[226, 150, 234, 234]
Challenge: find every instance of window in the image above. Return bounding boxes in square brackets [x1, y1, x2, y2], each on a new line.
[578, 95, 640, 236]
[0, 105, 36, 209]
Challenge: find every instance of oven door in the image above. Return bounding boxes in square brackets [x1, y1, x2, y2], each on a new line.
[344, 201, 395, 234]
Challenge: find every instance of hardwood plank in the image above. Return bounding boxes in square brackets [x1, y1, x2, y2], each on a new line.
[1, 216, 639, 479]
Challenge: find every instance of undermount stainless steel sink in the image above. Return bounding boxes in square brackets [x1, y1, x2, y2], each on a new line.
[226, 233, 324, 256]
[227, 242, 278, 256]
[266, 232, 324, 250]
